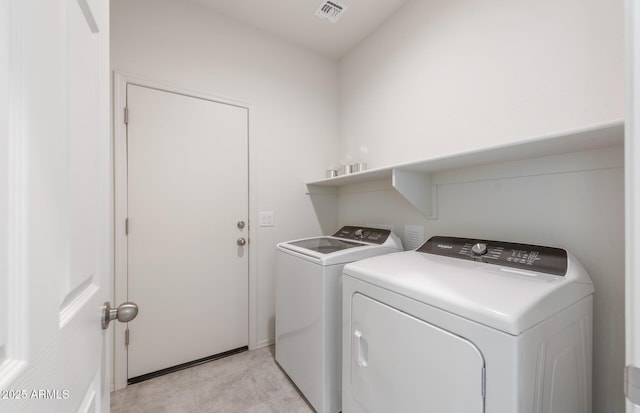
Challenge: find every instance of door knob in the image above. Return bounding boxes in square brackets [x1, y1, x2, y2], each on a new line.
[102, 301, 139, 329]
[237, 237, 247, 246]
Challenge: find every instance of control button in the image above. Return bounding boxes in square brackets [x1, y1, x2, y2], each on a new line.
[354, 229, 364, 239]
[471, 243, 488, 256]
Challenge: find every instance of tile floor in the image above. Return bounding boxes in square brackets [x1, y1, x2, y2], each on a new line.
[110, 346, 314, 413]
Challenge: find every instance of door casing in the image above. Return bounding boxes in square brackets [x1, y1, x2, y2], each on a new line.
[112, 71, 257, 391]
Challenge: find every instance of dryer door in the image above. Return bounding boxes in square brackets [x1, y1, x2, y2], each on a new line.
[349, 293, 485, 413]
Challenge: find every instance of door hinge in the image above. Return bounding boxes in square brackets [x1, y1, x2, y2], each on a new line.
[125, 218, 128, 235]
[124, 107, 129, 125]
[125, 328, 130, 346]
[626, 365, 640, 405]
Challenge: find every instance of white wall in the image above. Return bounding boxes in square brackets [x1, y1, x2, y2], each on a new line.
[337, 0, 625, 411]
[626, 0, 640, 411]
[110, 0, 339, 347]
[338, 0, 624, 167]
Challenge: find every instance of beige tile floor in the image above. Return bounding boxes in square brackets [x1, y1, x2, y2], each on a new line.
[110, 346, 314, 413]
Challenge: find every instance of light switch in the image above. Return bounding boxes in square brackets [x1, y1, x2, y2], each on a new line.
[260, 212, 274, 227]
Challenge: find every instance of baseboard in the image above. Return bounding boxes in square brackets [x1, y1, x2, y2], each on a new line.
[256, 338, 275, 349]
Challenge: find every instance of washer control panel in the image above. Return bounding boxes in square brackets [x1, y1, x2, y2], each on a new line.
[417, 236, 568, 276]
[333, 226, 391, 244]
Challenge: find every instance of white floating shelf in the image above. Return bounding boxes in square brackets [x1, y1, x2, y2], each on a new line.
[306, 120, 624, 217]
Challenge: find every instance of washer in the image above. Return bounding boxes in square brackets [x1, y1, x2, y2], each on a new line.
[342, 236, 594, 413]
[276, 226, 403, 413]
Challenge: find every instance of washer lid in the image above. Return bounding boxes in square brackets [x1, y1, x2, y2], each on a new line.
[277, 237, 401, 265]
[276, 226, 404, 265]
[343, 249, 594, 335]
[286, 237, 364, 254]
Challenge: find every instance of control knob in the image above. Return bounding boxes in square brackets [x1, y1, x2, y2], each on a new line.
[471, 243, 488, 256]
[354, 229, 364, 239]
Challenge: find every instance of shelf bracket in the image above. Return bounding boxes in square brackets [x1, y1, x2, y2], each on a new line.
[392, 168, 438, 219]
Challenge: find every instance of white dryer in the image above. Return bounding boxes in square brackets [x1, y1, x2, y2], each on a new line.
[276, 226, 403, 413]
[342, 236, 594, 413]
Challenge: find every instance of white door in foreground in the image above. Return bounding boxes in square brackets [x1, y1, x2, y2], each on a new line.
[0, 0, 113, 412]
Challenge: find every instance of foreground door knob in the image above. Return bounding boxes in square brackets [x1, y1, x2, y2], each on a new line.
[237, 237, 247, 246]
[102, 301, 139, 329]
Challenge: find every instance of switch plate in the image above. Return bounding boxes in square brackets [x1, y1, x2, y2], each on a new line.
[260, 212, 274, 227]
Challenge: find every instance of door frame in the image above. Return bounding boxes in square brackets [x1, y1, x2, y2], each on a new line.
[627, 0, 640, 410]
[112, 71, 257, 391]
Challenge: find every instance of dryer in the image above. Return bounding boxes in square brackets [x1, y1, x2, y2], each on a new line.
[342, 236, 593, 413]
[276, 226, 403, 413]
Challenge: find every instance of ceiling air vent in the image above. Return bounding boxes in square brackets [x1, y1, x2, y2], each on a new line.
[314, 0, 348, 23]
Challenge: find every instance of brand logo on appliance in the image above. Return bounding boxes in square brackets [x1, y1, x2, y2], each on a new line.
[437, 244, 453, 249]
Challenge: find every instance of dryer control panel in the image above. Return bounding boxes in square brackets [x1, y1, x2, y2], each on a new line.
[333, 226, 391, 244]
[417, 236, 568, 276]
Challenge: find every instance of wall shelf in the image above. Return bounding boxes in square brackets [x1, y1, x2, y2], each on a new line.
[306, 120, 624, 218]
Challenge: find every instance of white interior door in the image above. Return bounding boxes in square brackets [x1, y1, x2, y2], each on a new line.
[126, 84, 249, 379]
[0, 0, 111, 412]
[349, 293, 485, 413]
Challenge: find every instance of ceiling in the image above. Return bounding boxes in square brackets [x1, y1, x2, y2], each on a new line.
[185, 0, 410, 59]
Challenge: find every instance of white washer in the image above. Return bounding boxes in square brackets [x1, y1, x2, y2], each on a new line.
[342, 236, 594, 413]
[276, 226, 403, 413]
